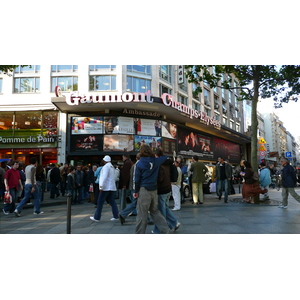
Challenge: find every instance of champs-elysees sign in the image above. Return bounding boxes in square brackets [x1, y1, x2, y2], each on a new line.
[55, 86, 221, 129]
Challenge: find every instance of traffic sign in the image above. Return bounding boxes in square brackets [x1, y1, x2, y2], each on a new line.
[285, 152, 292, 158]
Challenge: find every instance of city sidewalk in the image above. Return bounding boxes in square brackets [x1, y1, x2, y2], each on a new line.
[1, 186, 300, 234]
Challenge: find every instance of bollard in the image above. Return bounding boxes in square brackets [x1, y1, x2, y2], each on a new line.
[120, 188, 126, 211]
[66, 194, 72, 234]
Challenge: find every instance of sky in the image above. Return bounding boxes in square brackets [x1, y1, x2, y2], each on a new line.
[258, 97, 300, 139]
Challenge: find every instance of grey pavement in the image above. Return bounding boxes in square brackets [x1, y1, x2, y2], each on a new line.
[1, 186, 300, 234]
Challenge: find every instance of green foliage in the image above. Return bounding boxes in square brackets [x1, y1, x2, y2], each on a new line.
[0, 65, 31, 74]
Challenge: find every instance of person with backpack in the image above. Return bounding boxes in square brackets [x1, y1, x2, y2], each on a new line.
[151, 149, 181, 234]
[240, 160, 268, 204]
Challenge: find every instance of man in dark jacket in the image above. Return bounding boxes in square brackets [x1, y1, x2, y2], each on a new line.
[279, 158, 300, 208]
[133, 145, 169, 234]
[152, 149, 180, 234]
[50, 163, 61, 199]
[119, 153, 134, 209]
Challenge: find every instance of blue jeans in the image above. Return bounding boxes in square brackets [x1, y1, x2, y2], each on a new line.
[120, 198, 137, 218]
[3, 187, 18, 213]
[94, 190, 119, 220]
[218, 179, 229, 202]
[16, 184, 41, 214]
[153, 192, 177, 233]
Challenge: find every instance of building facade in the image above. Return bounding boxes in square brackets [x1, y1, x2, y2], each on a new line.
[0, 65, 251, 166]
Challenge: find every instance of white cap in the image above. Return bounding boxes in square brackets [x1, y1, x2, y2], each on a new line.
[103, 155, 111, 162]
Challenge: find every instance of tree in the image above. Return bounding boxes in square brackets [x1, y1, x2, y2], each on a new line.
[0, 65, 31, 74]
[185, 65, 300, 203]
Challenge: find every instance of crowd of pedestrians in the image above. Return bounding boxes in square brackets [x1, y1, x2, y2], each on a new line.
[2, 150, 300, 233]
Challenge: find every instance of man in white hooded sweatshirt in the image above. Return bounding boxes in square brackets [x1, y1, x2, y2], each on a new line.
[90, 155, 119, 222]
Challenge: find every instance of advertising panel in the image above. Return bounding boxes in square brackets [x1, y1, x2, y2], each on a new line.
[70, 134, 102, 151]
[134, 135, 162, 151]
[103, 135, 134, 152]
[177, 127, 213, 159]
[161, 121, 177, 139]
[134, 118, 161, 136]
[71, 117, 104, 135]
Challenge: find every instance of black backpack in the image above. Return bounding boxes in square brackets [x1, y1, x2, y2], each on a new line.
[170, 164, 178, 182]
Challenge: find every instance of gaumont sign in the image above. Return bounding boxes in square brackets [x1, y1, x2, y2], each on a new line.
[55, 86, 221, 129]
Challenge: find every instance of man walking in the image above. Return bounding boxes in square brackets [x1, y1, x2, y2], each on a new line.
[3, 161, 23, 214]
[133, 144, 170, 234]
[215, 156, 232, 203]
[14, 157, 43, 216]
[90, 155, 119, 222]
[279, 157, 300, 209]
[190, 155, 208, 204]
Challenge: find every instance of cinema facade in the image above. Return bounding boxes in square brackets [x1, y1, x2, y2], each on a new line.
[52, 89, 250, 166]
[0, 65, 251, 166]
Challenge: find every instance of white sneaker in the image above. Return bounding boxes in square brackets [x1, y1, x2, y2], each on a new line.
[278, 204, 288, 209]
[2, 209, 9, 215]
[90, 216, 100, 222]
[34, 211, 44, 215]
[14, 209, 20, 217]
[172, 208, 181, 211]
[174, 222, 181, 231]
[110, 218, 118, 221]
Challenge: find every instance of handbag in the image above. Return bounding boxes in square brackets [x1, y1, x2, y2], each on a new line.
[4, 191, 12, 204]
[89, 184, 94, 193]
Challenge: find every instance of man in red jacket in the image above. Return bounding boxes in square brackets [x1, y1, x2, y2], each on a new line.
[3, 161, 23, 214]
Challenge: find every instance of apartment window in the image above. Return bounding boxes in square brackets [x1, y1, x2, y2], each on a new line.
[89, 75, 116, 91]
[90, 65, 116, 71]
[204, 89, 210, 106]
[215, 113, 220, 121]
[159, 84, 172, 95]
[14, 77, 40, 93]
[178, 94, 188, 106]
[223, 116, 227, 126]
[229, 121, 234, 129]
[127, 65, 151, 74]
[214, 95, 219, 110]
[51, 76, 78, 92]
[51, 65, 78, 72]
[14, 65, 40, 73]
[228, 90, 232, 103]
[0, 78, 2, 93]
[192, 101, 200, 111]
[126, 76, 151, 93]
[179, 72, 188, 92]
[236, 123, 240, 132]
[159, 65, 172, 83]
[234, 81, 239, 95]
[205, 107, 211, 117]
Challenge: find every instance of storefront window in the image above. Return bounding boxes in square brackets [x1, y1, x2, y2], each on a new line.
[0, 112, 14, 130]
[51, 76, 78, 92]
[89, 75, 116, 91]
[15, 111, 42, 130]
[126, 76, 151, 93]
[43, 111, 58, 129]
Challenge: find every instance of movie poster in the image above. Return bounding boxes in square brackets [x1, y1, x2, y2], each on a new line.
[134, 118, 161, 136]
[70, 134, 102, 151]
[71, 117, 104, 135]
[134, 136, 162, 151]
[161, 121, 177, 139]
[103, 135, 134, 152]
[177, 127, 213, 159]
